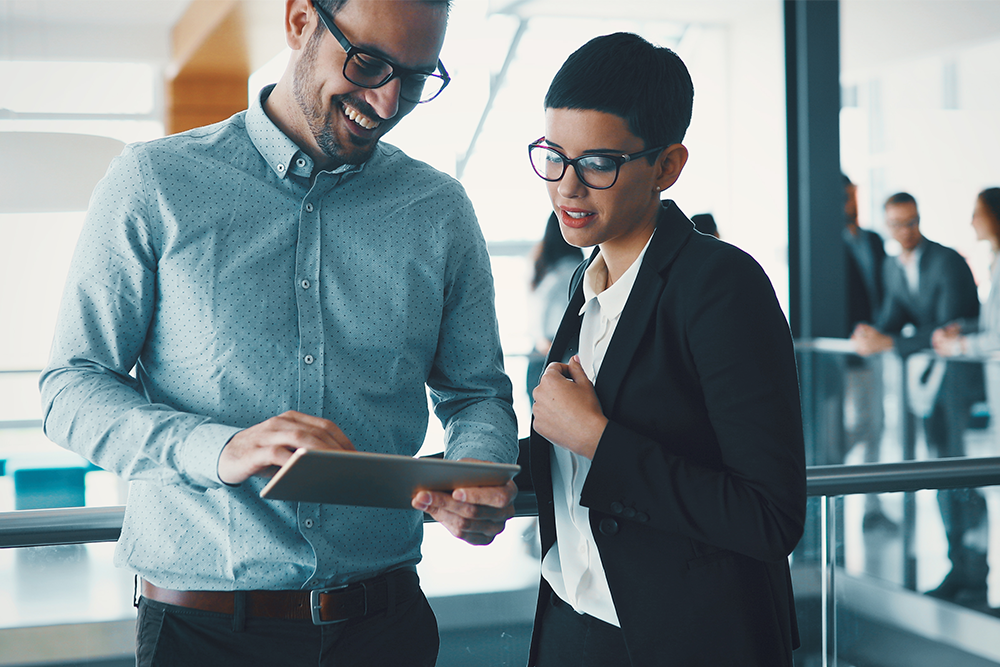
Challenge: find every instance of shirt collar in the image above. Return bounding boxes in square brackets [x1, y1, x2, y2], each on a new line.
[247, 84, 365, 180]
[579, 231, 655, 319]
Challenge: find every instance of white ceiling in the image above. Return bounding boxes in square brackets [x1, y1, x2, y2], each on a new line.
[2, 1, 999, 75]
[0, 0, 190, 26]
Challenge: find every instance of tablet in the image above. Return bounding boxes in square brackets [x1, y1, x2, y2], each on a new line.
[259, 449, 520, 510]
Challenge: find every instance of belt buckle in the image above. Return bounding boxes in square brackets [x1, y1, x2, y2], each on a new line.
[310, 581, 367, 625]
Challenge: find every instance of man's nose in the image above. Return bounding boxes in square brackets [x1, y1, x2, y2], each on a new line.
[363, 78, 402, 121]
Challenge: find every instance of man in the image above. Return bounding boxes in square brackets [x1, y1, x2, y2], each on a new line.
[841, 174, 893, 531]
[39, 1, 518, 664]
[852, 192, 988, 606]
[526, 33, 805, 666]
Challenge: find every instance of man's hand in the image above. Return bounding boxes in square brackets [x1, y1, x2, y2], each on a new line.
[218, 410, 355, 485]
[531, 356, 608, 459]
[851, 323, 895, 357]
[932, 323, 964, 356]
[412, 475, 517, 546]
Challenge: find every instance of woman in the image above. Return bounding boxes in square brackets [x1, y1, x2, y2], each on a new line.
[524, 33, 806, 666]
[934, 187, 1000, 432]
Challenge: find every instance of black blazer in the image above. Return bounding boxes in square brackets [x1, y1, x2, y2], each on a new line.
[875, 237, 984, 409]
[525, 202, 806, 666]
[876, 238, 979, 356]
[846, 226, 887, 328]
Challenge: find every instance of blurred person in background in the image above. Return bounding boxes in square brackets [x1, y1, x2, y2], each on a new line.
[934, 187, 1000, 425]
[854, 192, 988, 607]
[690, 212, 719, 238]
[526, 212, 585, 404]
[841, 174, 893, 532]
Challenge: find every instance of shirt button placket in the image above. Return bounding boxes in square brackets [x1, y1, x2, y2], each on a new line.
[296, 192, 324, 417]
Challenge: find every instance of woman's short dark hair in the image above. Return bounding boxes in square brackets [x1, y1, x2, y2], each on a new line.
[544, 32, 694, 154]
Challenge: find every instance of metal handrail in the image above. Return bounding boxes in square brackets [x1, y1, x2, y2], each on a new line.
[3, 456, 1000, 549]
[807, 456, 1000, 496]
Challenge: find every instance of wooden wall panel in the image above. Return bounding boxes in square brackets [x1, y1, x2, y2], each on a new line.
[167, 0, 250, 135]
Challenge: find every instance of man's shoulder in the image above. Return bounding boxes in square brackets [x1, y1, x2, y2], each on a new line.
[859, 227, 885, 249]
[128, 111, 249, 160]
[372, 142, 463, 192]
[922, 239, 967, 267]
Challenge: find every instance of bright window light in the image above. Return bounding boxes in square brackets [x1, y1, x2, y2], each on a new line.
[0, 61, 154, 115]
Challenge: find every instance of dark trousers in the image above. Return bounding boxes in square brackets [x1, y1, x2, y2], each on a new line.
[136, 589, 439, 667]
[926, 388, 990, 581]
[535, 593, 630, 667]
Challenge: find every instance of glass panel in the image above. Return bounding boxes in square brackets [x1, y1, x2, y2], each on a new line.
[421, 518, 539, 667]
[841, 2, 1000, 256]
[795, 341, 1000, 664]
[0, 519, 541, 667]
[827, 485, 1000, 667]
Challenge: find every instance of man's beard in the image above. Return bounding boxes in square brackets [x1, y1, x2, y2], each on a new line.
[292, 30, 381, 167]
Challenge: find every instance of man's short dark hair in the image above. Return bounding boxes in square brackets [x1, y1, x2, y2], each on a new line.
[885, 192, 917, 208]
[544, 32, 694, 154]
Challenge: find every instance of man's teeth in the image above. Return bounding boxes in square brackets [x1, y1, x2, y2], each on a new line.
[344, 104, 380, 130]
[566, 211, 590, 218]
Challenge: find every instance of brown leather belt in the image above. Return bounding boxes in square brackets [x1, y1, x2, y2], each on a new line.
[141, 568, 419, 625]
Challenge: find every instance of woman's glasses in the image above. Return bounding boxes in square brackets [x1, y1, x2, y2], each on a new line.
[527, 138, 665, 190]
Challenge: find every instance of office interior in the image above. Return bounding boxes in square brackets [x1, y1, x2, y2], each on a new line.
[2, 0, 1000, 665]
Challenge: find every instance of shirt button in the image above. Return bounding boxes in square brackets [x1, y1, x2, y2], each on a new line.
[303, 519, 314, 528]
[304, 354, 314, 364]
[305, 203, 314, 212]
[296, 158, 306, 167]
[277, 163, 285, 172]
[301, 279, 311, 290]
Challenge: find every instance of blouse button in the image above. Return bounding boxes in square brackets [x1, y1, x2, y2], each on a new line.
[305, 203, 314, 212]
[301, 279, 311, 290]
[304, 355, 314, 365]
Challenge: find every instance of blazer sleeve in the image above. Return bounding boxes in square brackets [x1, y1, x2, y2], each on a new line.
[579, 245, 806, 563]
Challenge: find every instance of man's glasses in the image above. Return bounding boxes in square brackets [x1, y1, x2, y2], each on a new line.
[886, 216, 920, 230]
[527, 138, 665, 190]
[312, 0, 450, 104]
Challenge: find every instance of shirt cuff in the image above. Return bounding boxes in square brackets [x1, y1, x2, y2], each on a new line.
[178, 422, 244, 490]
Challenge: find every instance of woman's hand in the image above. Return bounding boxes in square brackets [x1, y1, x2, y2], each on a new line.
[531, 355, 608, 459]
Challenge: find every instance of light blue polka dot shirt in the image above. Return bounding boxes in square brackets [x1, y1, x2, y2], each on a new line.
[39, 85, 517, 591]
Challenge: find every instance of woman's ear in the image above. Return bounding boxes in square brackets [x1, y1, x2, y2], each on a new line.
[654, 144, 689, 192]
[285, 0, 314, 51]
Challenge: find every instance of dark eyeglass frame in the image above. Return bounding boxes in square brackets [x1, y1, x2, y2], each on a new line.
[885, 215, 920, 230]
[527, 137, 666, 190]
[312, 0, 451, 104]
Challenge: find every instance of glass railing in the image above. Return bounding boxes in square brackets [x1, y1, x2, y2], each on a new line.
[4, 340, 1000, 666]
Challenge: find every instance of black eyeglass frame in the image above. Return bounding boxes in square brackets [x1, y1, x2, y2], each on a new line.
[527, 137, 667, 190]
[311, 0, 451, 104]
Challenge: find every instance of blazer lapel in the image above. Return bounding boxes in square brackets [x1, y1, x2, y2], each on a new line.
[592, 203, 693, 415]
